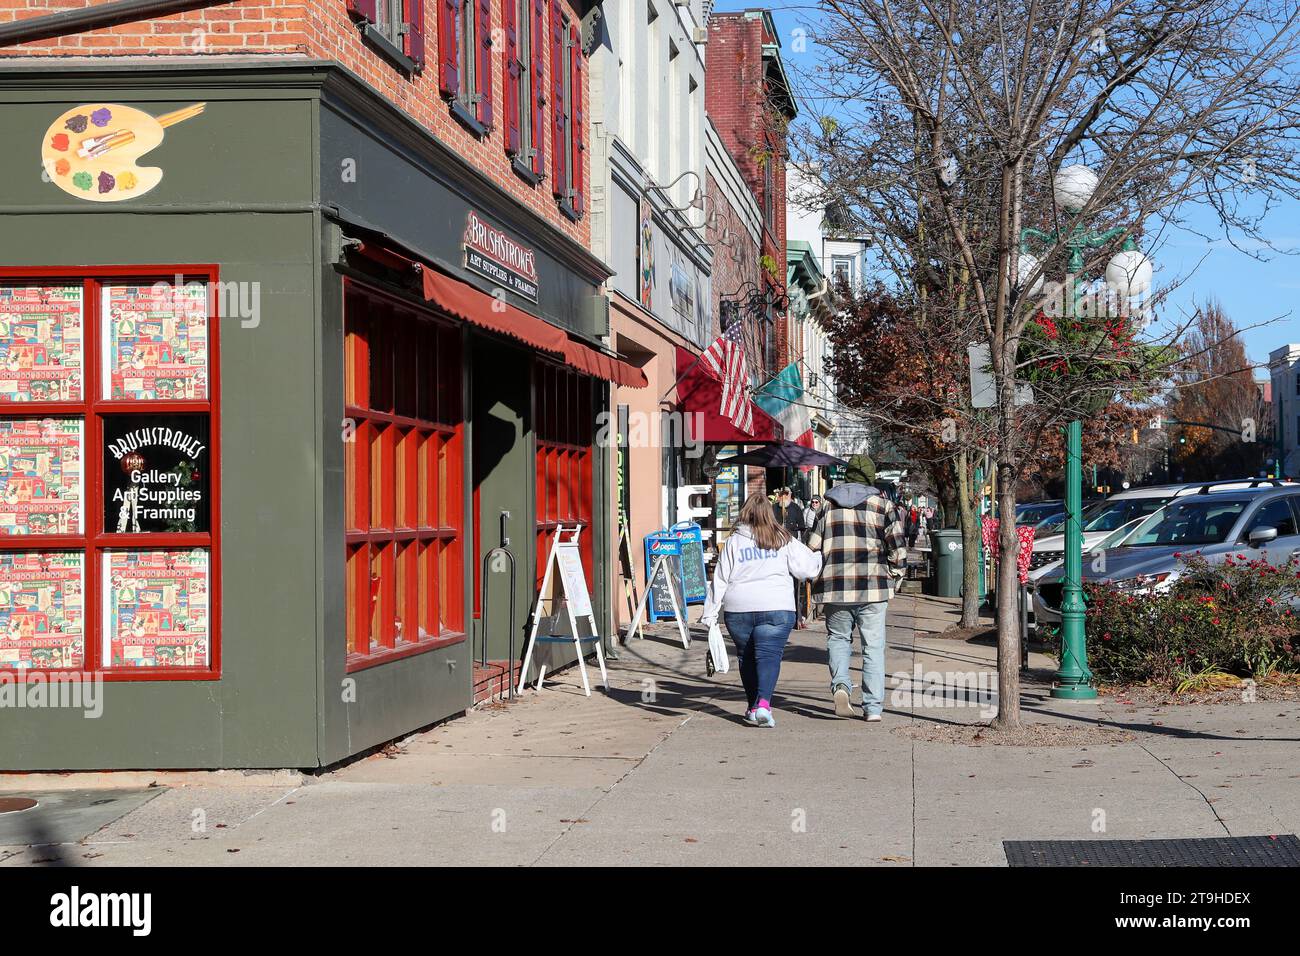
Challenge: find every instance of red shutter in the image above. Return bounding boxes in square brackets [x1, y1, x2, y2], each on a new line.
[531, 0, 546, 175]
[349, 0, 378, 22]
[550, 6, 567, 199]
[503, 0, 520, 154]
[438, 0, 460, 96]
[408, 0, 426, 69]
[477, 0, 493, 127]
[569, 22, 584, 215]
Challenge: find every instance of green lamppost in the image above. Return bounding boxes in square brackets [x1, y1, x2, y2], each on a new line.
[1018, 164, 1153, 700]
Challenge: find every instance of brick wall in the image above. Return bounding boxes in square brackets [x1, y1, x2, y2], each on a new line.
[704, 10, 791, 368]
[0, 0, 589, 247]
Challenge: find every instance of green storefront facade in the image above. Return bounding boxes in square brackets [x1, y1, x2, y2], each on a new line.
[0, 61, 620, 771]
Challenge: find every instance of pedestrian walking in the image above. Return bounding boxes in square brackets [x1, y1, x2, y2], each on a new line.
[803, 494, 823, 536]
[806, 454, 908, 722]
[772, 487, 809, 626]
[701, 492, 822, 728]
[907, 504, 920, 549]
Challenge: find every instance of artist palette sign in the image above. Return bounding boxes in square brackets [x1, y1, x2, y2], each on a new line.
[103, 414, 209, 534]
[463, 211, 539, 302]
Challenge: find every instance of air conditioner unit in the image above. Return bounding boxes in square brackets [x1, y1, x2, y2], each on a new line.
[693, 26, 708, 44]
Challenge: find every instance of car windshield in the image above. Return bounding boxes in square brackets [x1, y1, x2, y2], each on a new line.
[1035, 502, 1102, 534]
[1125, 498, 1248, 547]
[1017, 504, 1060, 525]
[1082, 496, 1169, 532]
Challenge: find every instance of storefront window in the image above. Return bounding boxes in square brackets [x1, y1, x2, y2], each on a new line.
[534, 359, 593, 594]
[0, 269, 218, 677]
[344, 283, 464, 668]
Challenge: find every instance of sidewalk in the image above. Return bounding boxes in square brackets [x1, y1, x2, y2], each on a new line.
[3, 591, 1297, 866]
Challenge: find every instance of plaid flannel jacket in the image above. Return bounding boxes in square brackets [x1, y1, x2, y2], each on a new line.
[806, 488, 909, 605]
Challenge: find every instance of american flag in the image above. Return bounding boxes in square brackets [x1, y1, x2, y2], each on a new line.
[700, 321, 753, 435]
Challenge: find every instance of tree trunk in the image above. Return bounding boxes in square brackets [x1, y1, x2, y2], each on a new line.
[992, 453, 1023, 730]
[954, 449, 982, 628]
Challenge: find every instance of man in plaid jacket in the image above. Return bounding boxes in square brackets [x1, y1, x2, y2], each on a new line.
[806, 454, 908, 721]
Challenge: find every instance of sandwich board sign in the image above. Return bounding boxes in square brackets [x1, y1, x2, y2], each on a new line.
[626, 533, 689, 649]
[518, 525, 608, 697]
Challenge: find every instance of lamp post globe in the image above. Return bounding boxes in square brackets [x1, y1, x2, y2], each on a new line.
[1015, 252, 1045, 297]
[1105, 249, 1154, 297]
[1054, 164, 1099, 213]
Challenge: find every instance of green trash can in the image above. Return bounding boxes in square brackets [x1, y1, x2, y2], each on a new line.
[929, 529, 965, 598]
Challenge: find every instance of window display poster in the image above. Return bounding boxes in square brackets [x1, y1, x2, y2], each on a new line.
[102, 413, 209, 534]
[102, 283, 208, 400]
[0, 284, 84, 402]
[103, 549, 209, 668]
[0, 417, 83, 536]
[0, 551, 84, 669]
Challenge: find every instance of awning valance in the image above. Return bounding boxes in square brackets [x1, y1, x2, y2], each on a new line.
[675, 347, 782, 443]
[352, 242, 645, 387]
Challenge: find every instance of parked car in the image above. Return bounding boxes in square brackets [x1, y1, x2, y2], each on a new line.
[1015, 499, 1064, 527]
[1026, 482, 1213, 573]
[1032, 479, 1300, 626]
[1029, 514, 1149, 629]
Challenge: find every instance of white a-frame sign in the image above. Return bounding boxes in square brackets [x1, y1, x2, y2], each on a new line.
[624, 545, 690, 650]
[518, 525, 608, 697]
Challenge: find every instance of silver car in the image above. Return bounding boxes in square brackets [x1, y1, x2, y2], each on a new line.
[1032, 479, 1300, 625]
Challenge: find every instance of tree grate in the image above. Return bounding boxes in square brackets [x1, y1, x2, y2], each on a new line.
[1004, 835, 1300, 867]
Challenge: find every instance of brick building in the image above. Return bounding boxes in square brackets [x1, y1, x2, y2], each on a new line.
[0, 0, 648, 771]
[704, 7, 796, 375]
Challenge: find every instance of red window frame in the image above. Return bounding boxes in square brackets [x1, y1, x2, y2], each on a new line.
[343, 280, 466, 672]
[533, 358, 593, 595]
[0, 265, 221, 682]
[348, 0, 429, 70]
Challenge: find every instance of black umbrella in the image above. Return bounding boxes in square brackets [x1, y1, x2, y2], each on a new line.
[718, 441, 846, 468]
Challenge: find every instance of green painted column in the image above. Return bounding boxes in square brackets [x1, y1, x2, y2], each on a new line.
[1052, 418, 1095, 698]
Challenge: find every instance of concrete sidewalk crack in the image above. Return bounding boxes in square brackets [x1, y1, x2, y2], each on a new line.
[1138, 742, 1232, 836]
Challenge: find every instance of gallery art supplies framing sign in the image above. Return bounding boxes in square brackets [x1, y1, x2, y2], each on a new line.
[626, 533, 689, 649]
[102, 414, 209, 534]
[518, 525, 608, 697]
[463, 210, 540, 302]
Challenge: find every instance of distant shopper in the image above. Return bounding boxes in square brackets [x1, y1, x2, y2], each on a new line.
[803, 495, 823, 535]
[773, 487, 809, 625]
[807, 454, 908, 722]
[702, 492, 823, 728]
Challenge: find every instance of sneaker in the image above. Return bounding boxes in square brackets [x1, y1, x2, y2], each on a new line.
[742, 708, 759, 726]
[752, 706, 776, 728]
[865, 713, 882, 723]
[833, 685, 856, 719]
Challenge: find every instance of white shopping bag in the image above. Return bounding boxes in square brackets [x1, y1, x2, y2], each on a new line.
[706, 622, 730, 675]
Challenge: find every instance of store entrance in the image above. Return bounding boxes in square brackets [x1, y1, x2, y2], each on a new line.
[471, 336, 533, 666]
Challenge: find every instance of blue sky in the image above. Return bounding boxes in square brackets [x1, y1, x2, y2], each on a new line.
[713, 0, 1300, 368]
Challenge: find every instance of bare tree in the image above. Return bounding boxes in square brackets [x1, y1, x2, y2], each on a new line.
[795, 0, 1300, 728]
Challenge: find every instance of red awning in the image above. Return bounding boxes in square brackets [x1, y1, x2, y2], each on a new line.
[353, 242, 645, 387]
[675, 347, 782, 443]
[421, 266, 569, 354]
[794, 430, 815, 449]
[565, 339, 648, 388]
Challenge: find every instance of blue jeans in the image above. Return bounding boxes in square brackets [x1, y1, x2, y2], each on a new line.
[723, 610, 797, 708]
[824, 602, 888, 717]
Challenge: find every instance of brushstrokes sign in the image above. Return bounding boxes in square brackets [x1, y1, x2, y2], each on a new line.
[102, 414, 209, 534]
[463, 211, 539, 301]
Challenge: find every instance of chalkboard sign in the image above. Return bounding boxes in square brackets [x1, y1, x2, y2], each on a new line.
[670, 521, 708, 605]
[643, 532, 683, 622]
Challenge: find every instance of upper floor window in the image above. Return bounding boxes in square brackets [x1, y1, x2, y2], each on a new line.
[439, 0, 494, 134]
[832, 257, 852, 287]
[348, 0, 426, 73]
[505, 0, 547, 182]
[550, 7, 585, 219]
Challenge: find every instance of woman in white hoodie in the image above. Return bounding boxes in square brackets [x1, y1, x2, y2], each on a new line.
[701, 492, 823, 727]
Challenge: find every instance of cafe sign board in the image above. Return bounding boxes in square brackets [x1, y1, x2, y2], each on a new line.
[463, 210, 539, 302]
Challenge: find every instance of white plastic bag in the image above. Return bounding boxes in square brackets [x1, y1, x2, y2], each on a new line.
[706, 622, 730, 675]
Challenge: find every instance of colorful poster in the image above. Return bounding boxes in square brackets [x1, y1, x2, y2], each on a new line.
[0, 284, 84, 402]
[103, 549, 210, 668]
[0, 417, 83, 535]
[0, 551, 84, 670]
[102, 283, 208, 401]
